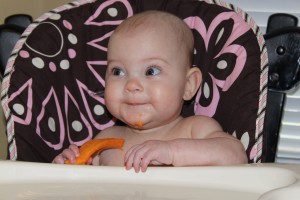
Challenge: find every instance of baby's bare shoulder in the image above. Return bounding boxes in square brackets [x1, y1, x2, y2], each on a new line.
[185, 115, 220, 126]
[184, 115, 224, 138]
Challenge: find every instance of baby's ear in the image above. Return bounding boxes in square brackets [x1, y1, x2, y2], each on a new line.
[183, 67, 202, 101]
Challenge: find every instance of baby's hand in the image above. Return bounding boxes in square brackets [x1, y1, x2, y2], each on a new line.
[124, 140, 173, 173]
[52, 144, 81, 164]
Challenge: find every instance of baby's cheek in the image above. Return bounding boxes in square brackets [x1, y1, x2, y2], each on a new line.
[104, 88, 119, 110]
[105, 99, 118, 116]
[151, 88, 182, 108]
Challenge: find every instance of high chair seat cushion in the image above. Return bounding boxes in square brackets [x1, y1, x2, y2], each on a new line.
[0, 80, 8, 159]
[1, 0, 268, 163]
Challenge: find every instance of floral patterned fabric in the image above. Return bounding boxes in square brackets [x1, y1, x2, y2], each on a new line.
[1, 0, 268, 163]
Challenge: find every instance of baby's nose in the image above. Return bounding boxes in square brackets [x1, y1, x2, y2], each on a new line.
[125, 78, 144, 93]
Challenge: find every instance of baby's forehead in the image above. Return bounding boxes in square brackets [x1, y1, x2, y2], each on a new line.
[109, 11, 194, 60]
[116, 11, 189, 35]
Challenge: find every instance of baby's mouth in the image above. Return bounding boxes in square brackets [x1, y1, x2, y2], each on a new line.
[126, 102, 146, 106]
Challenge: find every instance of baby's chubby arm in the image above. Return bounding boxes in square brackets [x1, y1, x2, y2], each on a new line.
[125, 116, 247, 172]
[169, 116, 248, 166]
[124, 140, 174, 172]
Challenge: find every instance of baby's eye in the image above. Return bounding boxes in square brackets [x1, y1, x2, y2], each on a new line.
[112, 67, 125, 76]
[146, 66, 161, 76]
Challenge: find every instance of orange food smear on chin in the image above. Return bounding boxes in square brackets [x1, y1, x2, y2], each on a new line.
[133, 114, 143, 128]
[133, 120, 143, 129]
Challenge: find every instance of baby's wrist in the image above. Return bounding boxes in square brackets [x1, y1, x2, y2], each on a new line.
[167, 139, 179, 166]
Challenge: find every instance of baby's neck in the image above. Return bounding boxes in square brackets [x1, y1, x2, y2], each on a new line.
[127, 116, 183, 137]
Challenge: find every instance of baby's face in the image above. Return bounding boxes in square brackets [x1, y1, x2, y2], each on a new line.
[105, 28, 190, 129]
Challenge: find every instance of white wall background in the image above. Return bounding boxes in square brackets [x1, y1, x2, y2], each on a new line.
[226, 0, 300, 163]
[0, 0, 71, 22]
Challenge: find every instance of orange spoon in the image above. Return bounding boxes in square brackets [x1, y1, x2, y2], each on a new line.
[65, 138, 124, 165]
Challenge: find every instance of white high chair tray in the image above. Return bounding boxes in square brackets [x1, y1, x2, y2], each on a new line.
[0, 161, 299, 200]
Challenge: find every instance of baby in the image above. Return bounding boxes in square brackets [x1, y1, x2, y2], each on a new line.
[53, 10, 247, 172]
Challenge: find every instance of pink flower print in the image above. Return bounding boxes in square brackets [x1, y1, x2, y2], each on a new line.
[184, 12, 250, 117]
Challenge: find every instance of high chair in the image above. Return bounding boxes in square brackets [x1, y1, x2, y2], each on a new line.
[4, 14, 33, 29]
[1, 0, 268, 163]
[0, 24, 25, 76]
[263, 13, 300, 162]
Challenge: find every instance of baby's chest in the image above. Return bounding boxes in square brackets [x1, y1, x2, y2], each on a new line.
[93, 148, 125, 166]
[92, 138, 146, 166]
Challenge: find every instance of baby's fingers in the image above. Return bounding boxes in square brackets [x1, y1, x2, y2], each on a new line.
[125, 145, 142, 171]
[125, 145, 151, 173]
[69, 144, 80, 157]
[124, 145, 138, 168]
[87, 157, 93, 165]
[52, 147, 76, 164]
[52, 154, 65, 164]
[61, 148, 78, 164]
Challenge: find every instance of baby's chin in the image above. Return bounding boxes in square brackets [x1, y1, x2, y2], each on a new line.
[119, 111, 144, 126]
[132, 120, 144, 129]
[123, 118, 144, 130]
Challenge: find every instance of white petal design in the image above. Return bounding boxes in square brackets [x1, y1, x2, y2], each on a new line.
[241, 132, 250, 150]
